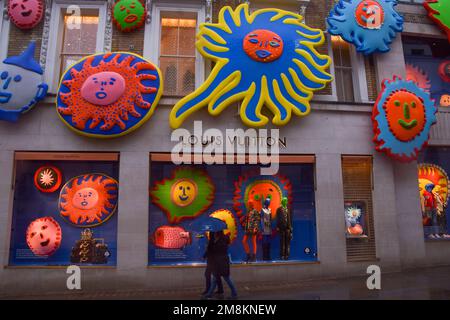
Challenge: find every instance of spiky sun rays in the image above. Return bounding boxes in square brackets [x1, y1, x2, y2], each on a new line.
[170, 4, 332, 128]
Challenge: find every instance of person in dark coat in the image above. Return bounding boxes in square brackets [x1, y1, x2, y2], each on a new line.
[202, 231, 238, 299]
[202, 232, 224, 297]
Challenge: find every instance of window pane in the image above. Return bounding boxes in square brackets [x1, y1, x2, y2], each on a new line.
[160, 13, 197, 96]
[332, 36, 355, 102]
[61, 55, 84, 74]
[62, 14, 99, 54]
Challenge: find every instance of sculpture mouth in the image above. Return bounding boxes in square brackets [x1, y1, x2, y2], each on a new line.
[81, 200, 89, 206]
[95, 92, 107, 100]
[255, 50, 272, 59]
[179, 195, 189, 201]
[124, 14, 138, 23]
[398, 119, 418, 130]
[21, 10, 32, 17]
[40, 239, 50, 247]
[0, 92, 12, 103]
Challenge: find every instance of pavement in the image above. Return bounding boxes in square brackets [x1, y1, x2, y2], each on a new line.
[2, 265, 450, 300]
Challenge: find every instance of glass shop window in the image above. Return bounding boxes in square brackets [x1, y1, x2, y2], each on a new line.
[331, 35, 355, 102]
[403, 37, 450, 107]
[159, 12, 197, 96]
[148, 154, 318, 266]
[418, 147, 450, 241]
[342, 156, 376, 261]
[59, 9, 99, 78]
[8, 152, 119, 267]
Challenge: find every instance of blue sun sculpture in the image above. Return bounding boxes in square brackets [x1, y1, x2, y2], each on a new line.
[170, 4, 333, 128]
[327, 0, 404, 55]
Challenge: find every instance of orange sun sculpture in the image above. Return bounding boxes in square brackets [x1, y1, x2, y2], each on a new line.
[57, 52, 162, 138]
[59, 174, 119, 227]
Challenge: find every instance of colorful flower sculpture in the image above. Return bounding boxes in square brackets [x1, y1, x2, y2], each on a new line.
[418, 164, 449, 214]
[423, 0, 450, 42]
[34, 165, 62, 193]
[0, 41, 48, 122]
[372, 76, 437, 162]
[406, 63, 431, 91]
[59, 174, 119, 227]
[170, 4, 332, 128]
[210, 209, 238, 243]
[233, 171, 292, 220]
[327, 0, 403, 55]
[150, 168, 215, 224]
[26, 217, 62, 256]
[112, 0, 146, 32]
[8, 0, 44, 29]
[438, 60, 450, 83]
[57, 52, 162, 138]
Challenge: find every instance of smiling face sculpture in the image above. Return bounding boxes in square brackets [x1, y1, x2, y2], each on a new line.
[59, 174, 119, 227]
[327, 0, 403, 55]
[8, 0, 44, 29]
[170, 4, 332, 128]
[57, 52, 162, 138]
[112, 0, 146, 32]
[372, 76, 437, 162]
[26, 217, 62, 257]
[150, 168, 214, 224]
[0, 42, 48, 122]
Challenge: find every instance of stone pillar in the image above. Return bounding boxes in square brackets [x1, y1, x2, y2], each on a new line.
[315, 153, 347, 274]
[116, 152, 150, 283]
[374, 37, 426, 268]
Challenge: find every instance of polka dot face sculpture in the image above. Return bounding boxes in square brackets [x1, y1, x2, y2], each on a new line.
[59, 174, 118, 227]
[8, 0, 44, 29]
[327, 0, 403, 55]
[26, 217, 62, 257]
[57, 53, 162, 138]
[169, 4, 333, 128]
[372, 76, 437, 162]
[112, 0, 146, 32]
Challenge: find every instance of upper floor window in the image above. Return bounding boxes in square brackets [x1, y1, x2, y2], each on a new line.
[60, 12, 99, 77]
[160, 13, 197, 96]
[331, 36, 355, 102]
[143, 3, 205, 98]
[44, 2, 107, 92]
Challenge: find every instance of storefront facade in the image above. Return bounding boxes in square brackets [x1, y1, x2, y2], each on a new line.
[0, 0, 449, 295]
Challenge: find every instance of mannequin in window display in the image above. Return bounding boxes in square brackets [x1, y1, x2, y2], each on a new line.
[421, 183, 443, 239]
[276, 197, 292, 260]
[242, 200, 260, 263]
[261, 197, 272, 261]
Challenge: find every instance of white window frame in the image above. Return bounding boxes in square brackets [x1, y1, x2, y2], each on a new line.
[143, 2, 206, 94]
[44, 0, 107, 93]
[325, 34, 370, 103]
[0, 0, 11, 61]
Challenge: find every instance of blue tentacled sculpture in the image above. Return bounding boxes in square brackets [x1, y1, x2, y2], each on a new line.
[327, 0, 404, 55]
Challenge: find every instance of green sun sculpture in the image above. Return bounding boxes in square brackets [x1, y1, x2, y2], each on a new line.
[424, 0, 450, 41]
[112, 0, 146, 32]
[150, 168, 215, 224]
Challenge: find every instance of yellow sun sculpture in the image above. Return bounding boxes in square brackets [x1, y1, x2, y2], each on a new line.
[210, 209, 238, 243]
[169, 4, 333, 128]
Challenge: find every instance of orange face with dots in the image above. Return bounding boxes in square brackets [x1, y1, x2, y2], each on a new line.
[243, 29, 284, 63]
[385, 90, 426, 142]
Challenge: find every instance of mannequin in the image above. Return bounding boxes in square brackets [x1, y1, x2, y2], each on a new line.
[242, 200, 260, 262]
[276, 197, 292, 260]
[261, 197, 272, 261]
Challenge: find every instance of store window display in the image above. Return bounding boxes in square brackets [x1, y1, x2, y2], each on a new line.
[8, 153, 119, 266]
[149, 161, 317, 266]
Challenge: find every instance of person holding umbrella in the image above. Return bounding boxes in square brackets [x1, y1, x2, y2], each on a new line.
[201, 217, 238, 300]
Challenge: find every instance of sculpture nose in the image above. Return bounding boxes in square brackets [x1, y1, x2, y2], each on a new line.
[2, 77, 11, 90]
[403, 102, 411, 119]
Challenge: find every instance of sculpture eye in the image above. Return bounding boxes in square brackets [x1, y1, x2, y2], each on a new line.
[41, 225, 48, 230]
[248, 38, 258, 44]
[269, 41, 280, 48]
[411, 101, 416, 108]
[394, 100, 401, 107]
[14, 75, 22, 82]
[30, 232, 36, 238]
[0, 71, 8, 80]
